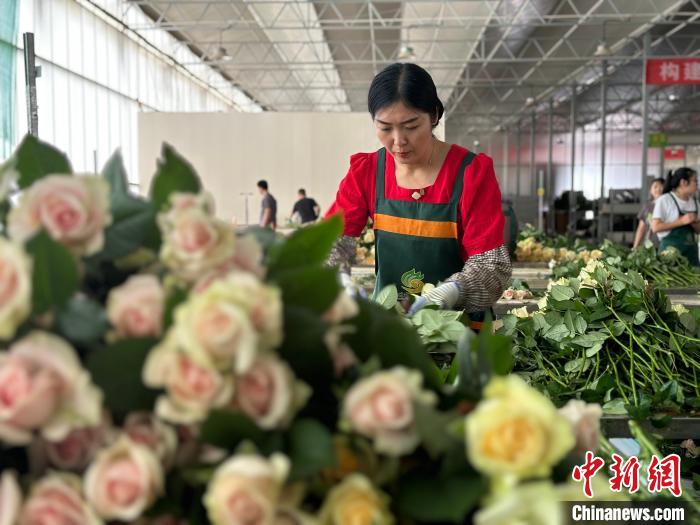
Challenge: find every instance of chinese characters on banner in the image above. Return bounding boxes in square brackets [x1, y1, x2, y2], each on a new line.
[573, 452, 682, 498]
[646, 58, 700, 85]
[664, 146, 685, 161]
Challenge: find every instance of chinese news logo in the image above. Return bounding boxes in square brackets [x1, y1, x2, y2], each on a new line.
[572, 451, 682, 498]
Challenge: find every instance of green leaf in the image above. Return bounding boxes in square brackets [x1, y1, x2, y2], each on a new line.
[56, 296, 109, 344]
[149, 143, 201, 210]
[86, 339, 159, 418]
[633, 311, 647, 325]
[413, 309, 442, 333]
[374, 285, 398, 309]
[345, 300, 441, 390]
[612, 280, 626, 293]
[414, 404, 461, 458]
[396, 474, 487, 522]
[101, 149, 129, 194]
[574, 315, 587, 334]
[277, 306, 333, 385]
[564, 357, 588, 373]
[543, 323, 570, 342]
[13, 134, 72, 188]
[26, 231, 79, 314]
[440, 321, 467, 343]
[100, 193, 159, 260]
[550, 285, 574, 302]
[585, 343, 603, 357]
[267, 215, 342, 275]
[200, 410, 267, 450]
[273, 266, 340, 314]
[602, 398, 628, 415]
[287, 419, 336, 481]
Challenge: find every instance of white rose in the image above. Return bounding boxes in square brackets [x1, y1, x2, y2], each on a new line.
[0, 332, 102, 445]
[343, 367, 437, 456]
[20, 473, 102, 525]
[107, 274, 165, 340]
[232, 354, 311, 429]
[8, 175, 111, 256]
[509, 306, 530, 319]
[142, 336, 234, 424]
[0, 471, 21, 525]
[0, 238, 32, 341]
[319, 474, 393, 525]
[558, 400, 603, 454]
[173, 279, 259, 373]
[84, 436, 163, 522]
[204, 454, 289, 525]
[159, 207, 236, 283]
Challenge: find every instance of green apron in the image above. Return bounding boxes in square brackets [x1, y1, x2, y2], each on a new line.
[371, 148, 489, 328]
[658, 194, 700, 266]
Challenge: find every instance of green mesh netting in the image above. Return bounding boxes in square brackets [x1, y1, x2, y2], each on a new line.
[0, 0, 19, 160]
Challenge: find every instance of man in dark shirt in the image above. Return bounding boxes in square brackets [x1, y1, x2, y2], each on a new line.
[257, 180, 277, 229]
[292, 188, 320, 224]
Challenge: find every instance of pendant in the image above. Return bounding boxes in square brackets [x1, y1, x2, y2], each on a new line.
[411, 189, 425, 200]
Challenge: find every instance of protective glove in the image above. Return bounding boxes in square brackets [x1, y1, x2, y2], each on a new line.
[407, 281, 460, 316]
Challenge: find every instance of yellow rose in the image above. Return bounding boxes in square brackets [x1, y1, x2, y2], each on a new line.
[465, 376, 574, 481]
[509, 306, 530, 319]
[474, 481, 561, 525]
[319, 475, 393, 525]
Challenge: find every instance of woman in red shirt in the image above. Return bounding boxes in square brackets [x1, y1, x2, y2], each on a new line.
[327, 63, 511, 321]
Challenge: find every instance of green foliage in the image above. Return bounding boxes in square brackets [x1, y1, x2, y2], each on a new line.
[26, 231, 79, 314]
[11, 134, 72, 188]
[149, 143, 202, 210]
[86, 339, 159, 419]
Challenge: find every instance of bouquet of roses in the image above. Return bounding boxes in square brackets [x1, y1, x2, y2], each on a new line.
[0, 136, 616, 525]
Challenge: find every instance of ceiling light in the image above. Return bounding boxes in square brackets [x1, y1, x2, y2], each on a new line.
[594, 42, 610, 57]
[398, 45, 416, 61]
[669, 93, 679, 102]
[473, 139, 481, 148]
[525, 96, 535, 107]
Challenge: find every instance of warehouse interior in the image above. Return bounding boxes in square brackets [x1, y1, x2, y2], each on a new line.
[2, 1, 700, 523]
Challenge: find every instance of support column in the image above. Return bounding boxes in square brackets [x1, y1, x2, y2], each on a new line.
[530, 110, 536, 196]
[516, 122, 522, 196]
[569, 84, 577, 236]
[598, 59, 607, 242]
[547, 100, 554, 233]
[641, 32, 651, 201]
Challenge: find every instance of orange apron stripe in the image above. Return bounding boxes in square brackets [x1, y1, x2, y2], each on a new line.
[374, 213, 458, 239]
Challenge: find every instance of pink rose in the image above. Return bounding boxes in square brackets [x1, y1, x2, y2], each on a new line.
[123, 412, 178, 468]
[84, 436, 163, 522]
[159, 208, 236, 283]
[0, 471, 22, 525]
[44, 423, 111, 471]
[0, 332, 102, 445]
[107, 274, 164, 339]
[19, 474, 101, 525]
[143, 340, 234, 424]
[204, 454, 289, 525]
[0, 238, 32, 341]
[322, 292, 359, 324]
[343, 367, 437, 456]
[232, 355, 310, 429]
[558, 400, 603, 454]
[502, 289, 515, 301]
[8, 175, 111, 256]
[323, 328, 358, 377]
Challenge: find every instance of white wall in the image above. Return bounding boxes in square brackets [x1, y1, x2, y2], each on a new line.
[138, 112, 386, 225]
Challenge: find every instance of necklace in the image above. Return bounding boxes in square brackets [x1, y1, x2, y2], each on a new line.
[411, 140, 436, 200]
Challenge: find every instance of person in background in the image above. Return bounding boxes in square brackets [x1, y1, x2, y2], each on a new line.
[651, 167, 700, 266]
[257, 180, 277, 230]
[292, 188, 320, 224]
[325, 62, 511, 327]
[632, 177, 665, 249]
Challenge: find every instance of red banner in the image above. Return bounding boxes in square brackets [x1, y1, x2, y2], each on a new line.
[664, 146, 685, 161]
[646, 58, 700, 85]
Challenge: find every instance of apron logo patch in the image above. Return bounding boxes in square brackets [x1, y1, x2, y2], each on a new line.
[401, 268, 425, 294]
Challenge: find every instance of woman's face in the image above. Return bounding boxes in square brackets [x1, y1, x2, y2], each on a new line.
[373, 101, 435, 166]
[679, 174, 698, 196]
[650, 181, 663, 199]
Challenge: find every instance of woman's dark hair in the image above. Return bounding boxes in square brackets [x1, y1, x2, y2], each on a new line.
[663, 167, 697, 193]
[367, 63, 444, 127]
